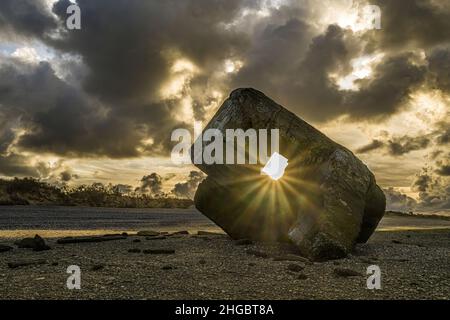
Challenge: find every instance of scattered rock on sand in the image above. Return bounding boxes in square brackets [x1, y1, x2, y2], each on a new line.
[8, 259, 47, 269]
[234, 239, 253, 246]
[0, 245, 13, 253]
[57, 235, 126, 244]
[137, 230, 159, 237]
[15, 235, 51, 251]
[169, 231, 189, 236]
[287, 264, 305, 272]
[145, 236, 167, 240]
[193, 88, 386, 261]
[143, 249, 175, 254]
[333, 268, 362, 277]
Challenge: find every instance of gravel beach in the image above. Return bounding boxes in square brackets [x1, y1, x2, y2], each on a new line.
[0, 207, 449, 300]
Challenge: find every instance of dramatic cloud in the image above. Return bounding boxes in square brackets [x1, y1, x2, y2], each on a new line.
[137, 173, 163, 196]
[0, 0, 449, 210]
[412, 169, 450, 210]
[383, 187, 417, 212]
[171, 171, 205, 199]
[356, 139, 384, 153]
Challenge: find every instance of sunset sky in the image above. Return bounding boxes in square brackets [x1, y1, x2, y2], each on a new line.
[0, 0, 449, 212]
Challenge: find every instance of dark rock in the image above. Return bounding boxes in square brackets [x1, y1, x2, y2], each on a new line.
[143, 249, 175, 254]
[91, 264, 104, 271]
[128, 248, 141, 253]
[133, 239, 141, 243]
[297, 274, 308, 280]
[245, 249, 269, 258]
[199, 259, 206, 265]
[234, 239, 253, 246]
[392, 240, 403, 244]
[8, 259, 46, 269]
[137, 230, 160, 236]
[15, 235, 51, 251]
[333, 268, 362, 277]
[162, 265, 174, 270]
[248, 262, 256, 267]
[121, 232, 129, 236]
[145, 236, 167, 240]
[197, 231, 223, 236]
[169, 231, 189, 236]
[57, 235, 126, 244]
[287, 264, 305, 272]
[193, 88, 386, 260]
[51, 262, 59, 266]
[0, 245, 13, 253]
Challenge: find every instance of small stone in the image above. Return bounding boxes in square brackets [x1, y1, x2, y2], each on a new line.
[15, 235, 51, 251]
[132, 239, 141, 243]
[128, 248, 141, 253]
[392, 240, 402, 244]
[143, 249, 175, 254]
[91, 264, 105, 271]
[297, 274, 308, 280]
[145, 236, 166, 240]
[333, 261, 340, 265]
[169, 231, 189, 236]
[199, 259, 206, 265]
[137, 230, 159, 236]
[162, 265, 174, 270]
[0, 245, 13, 253]
[333, 268, 362, 277]
[248, 262, 256, 267]
[121, 232, 128, 236]
[234, 239, 253, 246]
[287, 264, 304, 272]
[51, 262, 59, 266]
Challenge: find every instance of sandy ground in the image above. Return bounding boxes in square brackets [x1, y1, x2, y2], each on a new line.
[0, 207, 449, 300]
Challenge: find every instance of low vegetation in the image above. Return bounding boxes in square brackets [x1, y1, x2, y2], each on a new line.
[0, 178, 193, 208]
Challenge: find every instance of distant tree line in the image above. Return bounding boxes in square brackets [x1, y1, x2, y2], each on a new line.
[0, 177, 193, 208]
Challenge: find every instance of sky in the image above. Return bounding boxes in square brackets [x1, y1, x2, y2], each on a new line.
[0, 0, 449, 211]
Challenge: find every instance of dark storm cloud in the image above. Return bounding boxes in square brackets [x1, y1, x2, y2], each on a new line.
[345, 53, 427, 120]
[387, 135, 431, 156]
[0, 153, 38, 177]
[0, 0, 57, 39]
[0, 59, 149, 158]
[367, 0, 450, 51]
[428, 47, 450, 93]
[356, 139, 384, 153]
